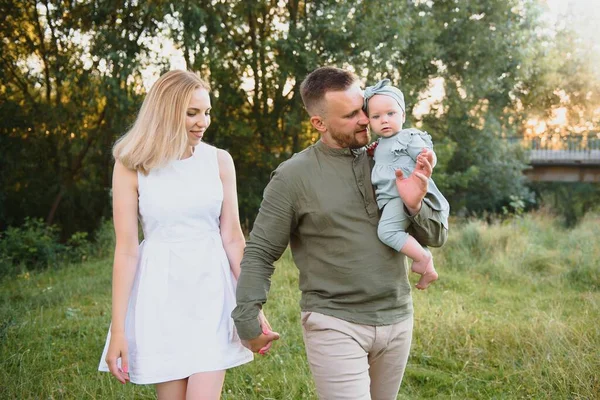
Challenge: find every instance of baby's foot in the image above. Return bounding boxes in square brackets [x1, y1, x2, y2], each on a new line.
[411, 253, 438, 290]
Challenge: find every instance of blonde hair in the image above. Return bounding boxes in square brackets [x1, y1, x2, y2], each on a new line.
[113, 70, 211, 174]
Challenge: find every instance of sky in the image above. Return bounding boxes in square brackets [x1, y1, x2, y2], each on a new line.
[544, 0, 600, 56]
[545, 0, 600, 25]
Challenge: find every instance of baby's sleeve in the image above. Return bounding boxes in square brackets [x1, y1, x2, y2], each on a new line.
[405, 129, 434, 161]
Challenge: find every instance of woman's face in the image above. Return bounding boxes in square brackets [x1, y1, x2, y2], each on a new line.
[185, 88, 211, 146]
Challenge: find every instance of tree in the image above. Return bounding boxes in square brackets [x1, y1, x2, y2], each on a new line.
[0, 0, 169, 236]
[2, 0, 598, 236]
[415, 0, 539, 214]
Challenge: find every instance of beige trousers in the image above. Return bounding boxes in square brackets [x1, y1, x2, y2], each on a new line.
[301, 311, 413, 400]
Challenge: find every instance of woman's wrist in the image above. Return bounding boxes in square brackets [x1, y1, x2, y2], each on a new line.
[110, 326, 126, 335]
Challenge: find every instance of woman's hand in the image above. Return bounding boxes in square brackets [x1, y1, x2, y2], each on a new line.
[241, 310, 280, 355]
[105, 332, 130, 384]
[258, 309, 272, 333]
[258, 310, 276, 355]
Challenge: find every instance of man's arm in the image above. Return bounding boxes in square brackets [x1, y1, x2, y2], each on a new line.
[232, 167, 296, 344]
[407, 202, 448, 248]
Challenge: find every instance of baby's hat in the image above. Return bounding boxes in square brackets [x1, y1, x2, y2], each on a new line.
[363, 79, 405, 115]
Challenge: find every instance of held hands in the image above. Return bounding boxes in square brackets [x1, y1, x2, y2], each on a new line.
[242, 310, 280, 355]
[105, 332, 130, 384]
[396, 149, 433, 215]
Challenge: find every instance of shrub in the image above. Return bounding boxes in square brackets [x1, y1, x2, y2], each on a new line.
[0, 218, 98, 275]
[0, 217, 65, 273]
[65, 231, 93, 263]
[91, 218, 115, 259]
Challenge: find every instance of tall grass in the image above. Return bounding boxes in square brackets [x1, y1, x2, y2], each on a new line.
[0, 212, 598, 399]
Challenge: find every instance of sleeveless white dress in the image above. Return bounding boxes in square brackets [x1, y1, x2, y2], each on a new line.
[98, 142, 253, 384]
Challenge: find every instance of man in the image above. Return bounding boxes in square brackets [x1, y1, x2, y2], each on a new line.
[232, 67, 448, 399]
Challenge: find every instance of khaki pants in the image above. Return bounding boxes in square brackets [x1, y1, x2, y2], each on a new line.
[301, 312, 413, 400]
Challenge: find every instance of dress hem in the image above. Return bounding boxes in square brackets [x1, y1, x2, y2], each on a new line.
[98, 353, 254, 385]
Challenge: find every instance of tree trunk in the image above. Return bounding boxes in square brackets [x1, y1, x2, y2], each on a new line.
[46, 185, 65, 225]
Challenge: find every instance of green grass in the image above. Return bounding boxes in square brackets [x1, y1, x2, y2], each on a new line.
[1, 212, 599, 399]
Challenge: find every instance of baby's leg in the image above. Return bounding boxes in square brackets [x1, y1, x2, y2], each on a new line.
[401, 238, 438, 290]
[377, 198, 411, 252]
[378, 198, 438, 290]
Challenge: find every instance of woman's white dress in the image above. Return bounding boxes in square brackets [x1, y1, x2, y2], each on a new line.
[98, 142, 253, 384]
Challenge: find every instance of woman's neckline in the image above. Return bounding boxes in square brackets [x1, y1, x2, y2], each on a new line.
[175, 144, 198, 162]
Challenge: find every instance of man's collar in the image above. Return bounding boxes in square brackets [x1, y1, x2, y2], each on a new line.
[315, 139, 364, 157]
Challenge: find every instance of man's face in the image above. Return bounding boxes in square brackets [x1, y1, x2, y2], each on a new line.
[318, 83, 370, 149]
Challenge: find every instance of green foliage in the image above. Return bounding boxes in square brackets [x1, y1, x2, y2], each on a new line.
[439, 212, 599, 291]
[1, 213, 599, 398]
[1, 0, 599, 235]
[413, 0, 539, 215]
[561, 216, 600, 290]
[502, 194, 527, 217]
[0, 218, 111, 277]
[0, 0, 170, 237]
[65, 232, 92, 264]
[532, 182, 600, 227]
[92, 218, 116, 260]
[0, 218, 64, 273]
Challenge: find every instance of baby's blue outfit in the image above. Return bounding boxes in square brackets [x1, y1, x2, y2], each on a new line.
[365, 78, 450, 251]
[372, 129, 450, 251]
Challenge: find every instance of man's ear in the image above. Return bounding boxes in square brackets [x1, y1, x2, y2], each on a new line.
[310, 115, 327, 133]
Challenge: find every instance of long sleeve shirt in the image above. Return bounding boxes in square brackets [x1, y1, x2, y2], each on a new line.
[232, 140, 448, 340]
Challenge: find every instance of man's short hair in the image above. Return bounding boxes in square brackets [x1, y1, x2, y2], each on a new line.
[300, 67, 359, 115]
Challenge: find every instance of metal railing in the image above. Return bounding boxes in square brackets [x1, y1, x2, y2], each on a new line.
[507, 135, 600, 164]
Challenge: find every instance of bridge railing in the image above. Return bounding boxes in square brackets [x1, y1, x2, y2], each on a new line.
[505, 135, 600, 164]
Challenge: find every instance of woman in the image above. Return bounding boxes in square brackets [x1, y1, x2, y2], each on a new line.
[98, 70, 268, 399]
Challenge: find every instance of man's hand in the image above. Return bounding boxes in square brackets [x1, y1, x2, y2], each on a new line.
[396, 149, 433, 215]
[241, 310, 280, 355]
[242, 329, 280, 354]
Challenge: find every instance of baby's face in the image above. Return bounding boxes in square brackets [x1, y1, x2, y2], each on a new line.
[367, 94, 405, 137]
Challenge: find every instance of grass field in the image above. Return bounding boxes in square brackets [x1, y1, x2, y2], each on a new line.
[1, 213, 599, 399]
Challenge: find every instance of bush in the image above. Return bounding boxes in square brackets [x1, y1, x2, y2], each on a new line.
[65, 231, 92, 263]
[0, 218, 99, 276]
[91, 218, 115, 259]
[0, 218, 65, 273]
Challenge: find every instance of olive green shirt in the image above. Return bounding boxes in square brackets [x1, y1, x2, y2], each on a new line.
[233, 140, 448, 340]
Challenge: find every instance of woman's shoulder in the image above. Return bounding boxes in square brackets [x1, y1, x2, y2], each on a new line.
[196, 141, 230, 162]
[215, 147, 234, 170]
[196, 143, 236, 176]
[114, 159, 137, 176]
[113, 159, 139, 187]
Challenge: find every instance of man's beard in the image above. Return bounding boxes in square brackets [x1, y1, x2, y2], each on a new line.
[329, 126, 370, 149]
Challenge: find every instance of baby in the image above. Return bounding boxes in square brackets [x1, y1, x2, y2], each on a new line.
[364, 79, 449, 289]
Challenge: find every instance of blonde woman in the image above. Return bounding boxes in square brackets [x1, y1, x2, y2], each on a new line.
[98, 70, 275, 399]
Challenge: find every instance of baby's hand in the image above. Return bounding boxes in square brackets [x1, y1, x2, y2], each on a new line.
[366, 141, 379, 157]
[417, 149, 435, 169]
